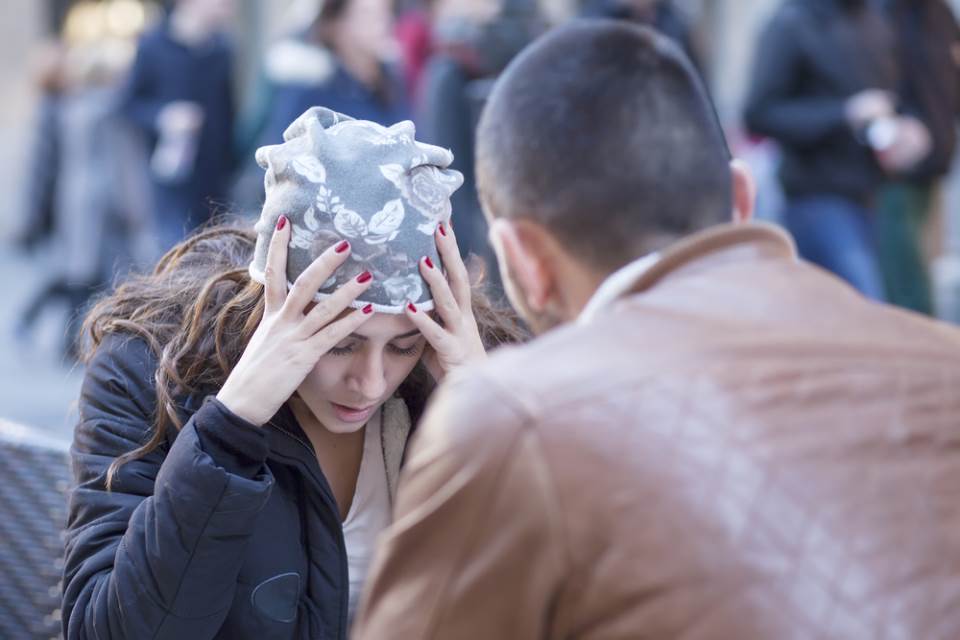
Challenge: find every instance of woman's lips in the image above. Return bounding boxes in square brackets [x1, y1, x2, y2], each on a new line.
[330, 402, 376, 424]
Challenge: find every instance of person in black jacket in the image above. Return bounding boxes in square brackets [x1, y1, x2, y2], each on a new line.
[60, 109, 523, 639]
[119, 0, 236, 252]
[875, 0, 960, 314]
[744, 0, 899, 300]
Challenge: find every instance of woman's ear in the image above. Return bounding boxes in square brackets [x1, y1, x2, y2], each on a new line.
[488, 218, 554, 313]
[730, 159, 757, 224]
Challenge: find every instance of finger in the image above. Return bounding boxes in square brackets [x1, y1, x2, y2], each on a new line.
[264, 215, 291, 314]
[419, 256, 460, 329]
[405, 301, 451, 354]
[284, 239, 351, 317]
[301, 270, 374, 336]
[436, 221, 471, 308]
[308, 304, 375, 354]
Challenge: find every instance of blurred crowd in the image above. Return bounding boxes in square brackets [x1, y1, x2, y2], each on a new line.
[7, 0, 960, 358]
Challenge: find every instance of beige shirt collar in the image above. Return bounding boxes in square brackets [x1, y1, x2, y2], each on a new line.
[579, 222, 796, 324]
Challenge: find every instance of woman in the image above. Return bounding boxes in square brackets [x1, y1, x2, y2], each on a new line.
[235, 0, 409, 209]
[61, 107, 522, 639]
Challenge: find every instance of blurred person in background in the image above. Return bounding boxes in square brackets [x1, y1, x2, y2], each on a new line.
[11, 40, 67, 254]
[417, 0, 543, 288]
[233, 0, 409, 208]
[875, 0, 960, 315]
[120, 0, 236, 251]
[395, 0, 436, 106]
[744, 0, 901, 301]
[15, 1, 157, 358]
[581, 0, 701, 70]
[254, 0, 409, 147]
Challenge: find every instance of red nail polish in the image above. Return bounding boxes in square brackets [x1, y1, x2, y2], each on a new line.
[276, 215, 287, 230]
[438, 223, 447, 237]
[335, 241, 350, 254]
[357, 271, 373, 284]
[407, 302, 417, 313]
[424, 256, 434, 269]
[362, 304, 374, 315]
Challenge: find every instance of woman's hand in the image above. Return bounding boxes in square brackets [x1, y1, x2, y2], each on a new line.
[217, 216, 375, 426]
[405, 222, 486, 382]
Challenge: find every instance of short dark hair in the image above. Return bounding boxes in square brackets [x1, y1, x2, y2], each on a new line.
[476, 19, 732, 273]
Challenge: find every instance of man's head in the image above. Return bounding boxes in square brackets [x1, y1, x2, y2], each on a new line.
[476, 19, 755, 332]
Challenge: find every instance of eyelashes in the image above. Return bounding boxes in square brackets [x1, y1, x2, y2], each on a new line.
[328, 343, 421, 357]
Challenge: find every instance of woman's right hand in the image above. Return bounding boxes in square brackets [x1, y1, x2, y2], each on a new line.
[216, 215, 375, 426]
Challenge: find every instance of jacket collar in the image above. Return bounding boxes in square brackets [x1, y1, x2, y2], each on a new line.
[579, 222, 797, 324]
[263, 398, 412, 507]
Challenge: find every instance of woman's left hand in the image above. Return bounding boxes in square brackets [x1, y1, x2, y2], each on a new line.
[405, 221, 486, 382]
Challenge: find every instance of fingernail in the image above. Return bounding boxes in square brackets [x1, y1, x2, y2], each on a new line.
[424, 256, 434, 269]
[356, 271, 373, 284]
[362, 303, 374, 315]
[276, 215, 287, 231]
[335, 240, 350, 254]
[438, 223, 447, 237]
[407, 302, 417, 313]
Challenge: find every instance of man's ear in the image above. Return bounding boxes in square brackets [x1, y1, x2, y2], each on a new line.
[488, 218, 554, 313]
[730, 159, 756, 224]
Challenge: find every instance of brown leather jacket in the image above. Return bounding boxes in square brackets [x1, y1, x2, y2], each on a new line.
[354, 223, 960, 639]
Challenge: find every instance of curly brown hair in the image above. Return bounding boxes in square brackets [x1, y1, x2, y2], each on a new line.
[81, 221, 527, 489]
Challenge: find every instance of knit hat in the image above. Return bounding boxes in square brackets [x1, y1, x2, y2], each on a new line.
[250, 107, 464, 313]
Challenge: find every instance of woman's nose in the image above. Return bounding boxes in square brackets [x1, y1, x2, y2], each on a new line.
[348, 352, 386, 400]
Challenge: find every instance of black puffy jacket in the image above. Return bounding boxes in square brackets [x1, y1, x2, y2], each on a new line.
[61, 334, 408, 639]
[744, 0, 898, 203]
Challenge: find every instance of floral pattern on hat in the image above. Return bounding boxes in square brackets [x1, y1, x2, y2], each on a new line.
[249, 107, 464, 313]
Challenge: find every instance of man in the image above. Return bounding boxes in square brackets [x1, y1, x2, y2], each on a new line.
[120, 0, 236, 251]
[876, 0, 960, 315]
[354, 20, 960, 639]
[744, 0, 899, 301]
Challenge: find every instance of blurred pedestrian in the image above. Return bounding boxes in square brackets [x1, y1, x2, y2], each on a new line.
[256, 0, 409, 147]
[744, 0, 898, 301]
[875, 0, 960, 315]
[581, 0, 702, 69]
[232, 0, 410, 209]
[120, 0, 236, 251]
[11, 41, 67, 254]
[417, 0, 543, 286]
[355, 21, 960, 639]
[16, 2, 156, 358]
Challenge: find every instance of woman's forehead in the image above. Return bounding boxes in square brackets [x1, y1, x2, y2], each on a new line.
[331, 308, 418, 339]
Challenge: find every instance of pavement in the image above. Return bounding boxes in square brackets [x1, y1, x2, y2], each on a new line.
[0, 245, 84, 446]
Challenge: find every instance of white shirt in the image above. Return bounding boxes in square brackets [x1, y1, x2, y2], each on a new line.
[342, 409, 392, 625]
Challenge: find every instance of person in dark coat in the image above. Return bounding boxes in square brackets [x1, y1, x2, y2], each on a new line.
[119, 0, 236, 251]
[256, 0, 410, 149]
[744, 0, 899, 300]
[60, 108, 523, 639]
[417, 0, 543, 288]
[231, 0, 410, 210]
[875, 0, 960, 314]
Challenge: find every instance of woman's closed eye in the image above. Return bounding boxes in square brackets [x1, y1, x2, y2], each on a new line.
[328, 339, 423, 357]
[387, 341, 422, 357]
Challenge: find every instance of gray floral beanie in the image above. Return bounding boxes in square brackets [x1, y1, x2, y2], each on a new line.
[249, 106, 464, 313]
